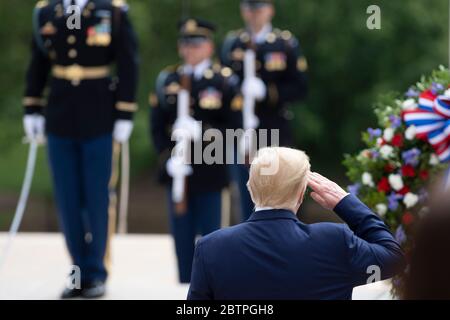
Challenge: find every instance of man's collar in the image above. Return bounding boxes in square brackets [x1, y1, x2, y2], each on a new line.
[248, 208, 299, 222]
[64, 0, 89, 9]
[182, 59, 212, 80]
[250, 23, 273, 44]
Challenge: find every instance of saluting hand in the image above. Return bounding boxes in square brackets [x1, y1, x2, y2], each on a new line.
[308, 172, 349, 210]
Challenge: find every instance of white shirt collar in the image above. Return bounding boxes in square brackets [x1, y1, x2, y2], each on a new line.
[251, 23, 273, 44]
[255, 206, 275, 212]
[183, 59, 212, 80]
[64, 0, 89, 9]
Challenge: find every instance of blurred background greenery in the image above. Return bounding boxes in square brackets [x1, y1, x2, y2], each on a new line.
[0, 0, 448, 231]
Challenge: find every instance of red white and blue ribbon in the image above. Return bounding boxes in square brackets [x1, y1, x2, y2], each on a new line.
[403, 90, 450, 163]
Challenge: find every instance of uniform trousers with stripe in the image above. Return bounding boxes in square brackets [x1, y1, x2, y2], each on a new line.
[167, 190, 222, 283]
[47, 133, 112, 284]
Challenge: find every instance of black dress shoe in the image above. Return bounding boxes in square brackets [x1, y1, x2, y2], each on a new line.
[61, 287, 83, 299]
[81, 281, 106, 299]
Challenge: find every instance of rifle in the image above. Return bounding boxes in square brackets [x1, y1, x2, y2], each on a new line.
[241, 48, 259, 162]
[171, 74, 192, 215]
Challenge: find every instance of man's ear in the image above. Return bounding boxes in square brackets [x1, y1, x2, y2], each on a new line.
[269, 5, 275, 18]
[297, 185, 306, 207]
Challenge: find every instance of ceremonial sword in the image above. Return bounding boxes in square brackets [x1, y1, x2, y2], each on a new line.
[0, 138, 40, 272]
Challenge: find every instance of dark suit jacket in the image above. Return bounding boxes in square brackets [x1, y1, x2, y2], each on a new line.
[187, 194, 404, 300]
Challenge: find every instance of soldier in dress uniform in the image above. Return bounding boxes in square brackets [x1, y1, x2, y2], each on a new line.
[221, 0, 308, 221]
[22, 0, 138, 298]
[150, 18, 242, 284]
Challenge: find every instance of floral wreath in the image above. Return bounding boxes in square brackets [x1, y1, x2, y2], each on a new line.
[343, 67, 450, 296]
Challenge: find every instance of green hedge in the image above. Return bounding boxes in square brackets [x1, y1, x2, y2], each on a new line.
[0, 0, 447, 195]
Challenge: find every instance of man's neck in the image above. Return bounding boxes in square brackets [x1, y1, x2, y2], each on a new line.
[248, 23, 272, 44]
[183, 58, 211, 80]
[64, 0, 89, 9]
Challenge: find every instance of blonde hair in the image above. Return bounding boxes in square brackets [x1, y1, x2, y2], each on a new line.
[247, 147, 311, 209]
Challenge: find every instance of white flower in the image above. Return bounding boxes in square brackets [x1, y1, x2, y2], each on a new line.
[389, 174, 404, 191]
[375, 204, 388, 218]
[405, 125, 417, 140]
[376, 138, 383, 147]
[445, 89, 450, 97]
[402, 99, 418, 111]
[429, 154, 440, 166]
[403, 193, 419, 209]
[380, 145, 394, 159]
[362, 172, 374, 187]
[383, 128, 394, 142]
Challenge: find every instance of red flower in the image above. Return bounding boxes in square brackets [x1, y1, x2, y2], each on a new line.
[401, 165, 416, 178]
[392, 134, 404, 147]
[419, 170, 429, 181]
[402, 212, 414, 226]
[377, 177, 391, 193]
[384, 164, 395, 173]
[398, 186, 410, 195]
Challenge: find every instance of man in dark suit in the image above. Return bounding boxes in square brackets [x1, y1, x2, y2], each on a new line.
[188, 147, 405, 300]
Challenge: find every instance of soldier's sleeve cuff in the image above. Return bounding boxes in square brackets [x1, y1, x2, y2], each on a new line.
[23, 97, 45, 114]
[116, 101, 138, 112]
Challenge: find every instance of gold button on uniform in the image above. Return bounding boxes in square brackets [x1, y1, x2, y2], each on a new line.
[67, 35, 76, 45]
[204, 69, 214, 80]
[68, 49, 77, 58]
[266, 32, 276, 43]
[221, 67, 232, 77]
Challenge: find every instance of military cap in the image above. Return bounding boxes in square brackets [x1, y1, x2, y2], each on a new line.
[178, 18, 216, 44]
[240, 0, 273, 9]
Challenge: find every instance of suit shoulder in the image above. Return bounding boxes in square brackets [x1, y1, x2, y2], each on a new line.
[158, 64, 179, 81]
[35, 0, 50, 9]
[223, 29, 243, 47]
[199, 224, 244, 247]
[111, 0, 130, 11]
[225, 29, 244, 40]
[155, 65, 179, 92]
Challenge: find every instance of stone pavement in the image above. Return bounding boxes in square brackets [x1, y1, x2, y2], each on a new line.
[0, 233, 392, 300]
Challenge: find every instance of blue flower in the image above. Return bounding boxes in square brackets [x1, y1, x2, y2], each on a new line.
[395, 226, 407, 244]
[405, 87, 419, 98]
[367, 128, 382, 139]
[431, 82, 444, 95]
[371, 150, 380, 159]
[402, 148, 421, 167]
[389, 115, 402, 129]
[388, 192, 402, 211]
[348, 183, 361, 196]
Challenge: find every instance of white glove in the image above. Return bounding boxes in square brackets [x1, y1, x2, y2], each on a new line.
[166, 156, 193, 178]
[172, 116, 202, 142]
[242, 77, 267, 101]
[245, 113, 260, 130]
[113, 120, 134, 143]
[23, 114, 45, 142]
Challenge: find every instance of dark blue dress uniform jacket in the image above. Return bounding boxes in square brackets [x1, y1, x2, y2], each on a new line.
[24, 0, 139, 139]
[221, 28, 308, 146]
[150, 63, 243, 193]
[188, 194, 405, 300]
